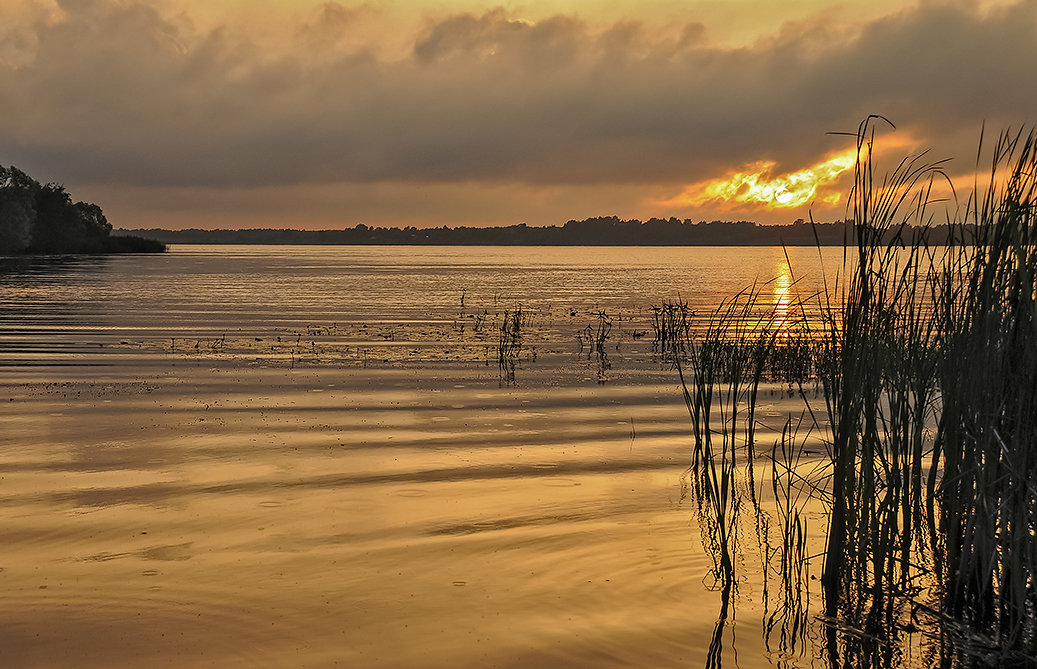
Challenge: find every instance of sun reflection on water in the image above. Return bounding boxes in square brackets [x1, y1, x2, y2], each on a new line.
[773, 260, 792, 336]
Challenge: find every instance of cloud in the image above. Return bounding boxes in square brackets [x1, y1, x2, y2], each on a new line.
[297, 2, 369, 47]
[0, 0, 1034, 224]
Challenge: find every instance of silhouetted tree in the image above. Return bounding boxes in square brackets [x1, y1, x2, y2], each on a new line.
[0, 166, 40, 253]
[116, 218, 945, 247]
[32, 184, 86, 252]
[0, 164, 161, 254]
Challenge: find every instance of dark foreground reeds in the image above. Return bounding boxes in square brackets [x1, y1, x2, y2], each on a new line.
[678, 119, 1037, 668]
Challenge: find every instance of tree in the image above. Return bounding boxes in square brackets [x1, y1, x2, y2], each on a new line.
[0, 166, 40, 253]
[31, 183, 86, 252]
[75, 201, 112, 238]
[0, 164, 161, 254]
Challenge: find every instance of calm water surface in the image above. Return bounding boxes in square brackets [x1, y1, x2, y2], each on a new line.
[0, 245, 834, 668]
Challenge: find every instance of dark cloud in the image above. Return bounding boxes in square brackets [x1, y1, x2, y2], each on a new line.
[1, 0, 1034, 193]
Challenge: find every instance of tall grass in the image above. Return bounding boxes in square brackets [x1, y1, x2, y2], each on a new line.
[679, 119, 1037, 666]
[928, 127, 1037, 662]
[819, 117, 947, 642]
[674, 283, 794, 589]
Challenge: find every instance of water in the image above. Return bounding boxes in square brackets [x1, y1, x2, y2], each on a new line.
[0, 245, 831, 668]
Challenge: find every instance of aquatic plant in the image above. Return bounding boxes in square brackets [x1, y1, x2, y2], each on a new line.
[592, 309, 612, 353]
[680, 118, 1037, 667]
[572, 309, 615, 382]
[650, 298, 693, 357]
[497, 307, 524, 383]
[818, 120, 1037, 665]
[674, 283, 791, 589]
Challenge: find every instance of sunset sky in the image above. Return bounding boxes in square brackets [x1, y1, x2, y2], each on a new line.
[1, 0, 1034, 229]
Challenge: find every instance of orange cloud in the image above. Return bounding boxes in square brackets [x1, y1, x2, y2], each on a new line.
[660, 146, 860, 210]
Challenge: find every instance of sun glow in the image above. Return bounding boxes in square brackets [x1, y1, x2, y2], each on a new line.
[661, 146, 861, 210]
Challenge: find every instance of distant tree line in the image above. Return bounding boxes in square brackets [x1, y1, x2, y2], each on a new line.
[0, 165, 164, 254]
[120, 215, 966, 246]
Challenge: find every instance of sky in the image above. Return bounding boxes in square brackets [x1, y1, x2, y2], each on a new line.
[1, 0, 1034, 229]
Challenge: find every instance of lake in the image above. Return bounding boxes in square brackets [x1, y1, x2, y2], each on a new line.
[0, 245, 837, 668]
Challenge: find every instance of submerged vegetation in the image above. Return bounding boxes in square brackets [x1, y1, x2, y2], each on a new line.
[676, 119, 1037, 667]
[0, 165, 164, 254]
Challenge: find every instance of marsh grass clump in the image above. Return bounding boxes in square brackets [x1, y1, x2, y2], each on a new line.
[680, 118, 1037, 667]
[575, 309, 613, 352]
[574, 309, 615, 382]
[497, 307, 524, 383]
[658, 293, 824, 389]
[651, 299, 693, 356]
[673, 283, 800, 590]
[590, 310, 613, 382]
[591, 309, 612, 352]
[816, 121, 1037, 666]
[925, 129, 1037, 662]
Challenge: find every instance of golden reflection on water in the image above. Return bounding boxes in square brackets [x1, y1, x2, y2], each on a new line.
[1, 363, 748, 667]
[773, 259, 793, 336]
[0, 246, 840, 668]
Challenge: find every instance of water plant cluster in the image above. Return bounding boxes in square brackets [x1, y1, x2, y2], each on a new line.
[676, 119, 1037, 668]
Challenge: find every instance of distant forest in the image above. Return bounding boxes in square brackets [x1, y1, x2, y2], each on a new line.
[0, 165, 164, 254]
[119, 216, 963, 246]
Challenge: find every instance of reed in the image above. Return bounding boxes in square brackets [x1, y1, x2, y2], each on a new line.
[762, 414, 821, 660]
[679, 118, 1037, 665]
[818, 120, 1037, 664]
[674, 283, 791, 589]
[497, 307, 527, 383]
[818, 117, 947, 639]
[591, 309, 612, 353]
[651, 298, 693, 357]
[929, 128, 1037, 662]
